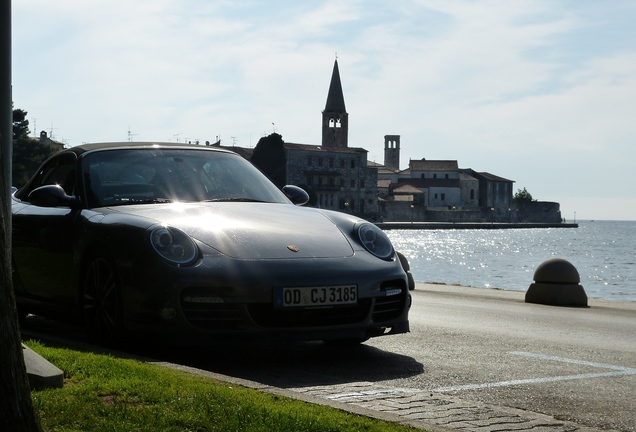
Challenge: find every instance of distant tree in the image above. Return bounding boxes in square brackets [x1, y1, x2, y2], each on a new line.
[12, 107, 29, 141]
[513, 187, 535, 202]
[12, 137, 57, 188]
[11, 107, 57, 188]
[250, 133, 286, 188]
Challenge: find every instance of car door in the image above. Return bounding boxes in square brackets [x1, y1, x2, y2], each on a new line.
[12, 152, 79, 303]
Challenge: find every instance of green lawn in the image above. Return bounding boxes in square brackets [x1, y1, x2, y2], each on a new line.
[25, 341, 418, 432]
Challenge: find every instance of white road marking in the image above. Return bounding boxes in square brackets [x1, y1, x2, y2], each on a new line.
[328, 352, 636, 400]
[427, 351, 636, 392]
[510, 351, 636, 371]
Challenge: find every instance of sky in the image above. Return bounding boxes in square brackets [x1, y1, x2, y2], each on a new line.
[11, 0, 636, 221]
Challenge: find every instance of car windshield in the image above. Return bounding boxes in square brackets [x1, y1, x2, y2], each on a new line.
[82, 148, 289, 208]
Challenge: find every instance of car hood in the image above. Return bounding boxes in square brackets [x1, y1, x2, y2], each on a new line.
[107, 202, 355, 259]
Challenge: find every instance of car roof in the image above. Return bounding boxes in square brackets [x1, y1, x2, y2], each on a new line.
[64, 142, 235, 156]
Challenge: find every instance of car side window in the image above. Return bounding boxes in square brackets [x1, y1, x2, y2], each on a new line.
[23, 153, 77, 197]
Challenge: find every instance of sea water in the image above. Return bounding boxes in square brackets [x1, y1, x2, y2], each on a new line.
[386, 220, 636, 302]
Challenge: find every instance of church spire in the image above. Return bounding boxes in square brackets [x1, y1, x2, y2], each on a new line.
[324, 59, 346, 113]
[322, 58, 349, 148]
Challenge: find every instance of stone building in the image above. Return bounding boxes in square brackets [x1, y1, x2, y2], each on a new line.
[284, 59, 378, 216]
[39, 130, 64, 152]
[284, 142, 376, 214]
[217, 58, 561, 223]
[459, 169, 514, 220]
[221, 59, 378, 218]
[377, 136, 516, 222]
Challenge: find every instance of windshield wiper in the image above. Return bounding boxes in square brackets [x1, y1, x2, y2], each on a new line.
[132, 197, 173, 204]
[203, 197, 266, 203]
[106, 197, 173, 206]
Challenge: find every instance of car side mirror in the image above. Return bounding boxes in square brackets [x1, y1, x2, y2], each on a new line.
[28, 184, 79, 208]
[282, 185, 309, 206]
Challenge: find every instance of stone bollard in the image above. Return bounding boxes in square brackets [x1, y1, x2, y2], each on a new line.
[525, 258, 588, 307]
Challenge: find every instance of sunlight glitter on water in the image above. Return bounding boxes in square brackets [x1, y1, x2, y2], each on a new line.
[386, 221, 636, 301]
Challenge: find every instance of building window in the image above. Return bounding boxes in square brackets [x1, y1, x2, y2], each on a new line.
[441, 193, 446, 201]
[307, 156, 312, 166]
[433, 174, 437, 179]
[350, 159, 356, 169]
[470, 189, 475, 200]
[445, 174, 449, 179]
[318, 158, 323, 167]
[340, 159, 345, 168]
[360, 180, 365, 188]
[434, 193, 438, 199]
[421, 174, 425, 179]
[350, 179, 355, 188]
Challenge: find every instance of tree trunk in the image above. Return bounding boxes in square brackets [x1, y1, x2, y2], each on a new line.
[0, 242, 42, 431]
[0, 0, 43, 429]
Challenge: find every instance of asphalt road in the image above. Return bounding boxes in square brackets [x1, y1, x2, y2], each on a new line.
[22, 283, 636, 432]
[371, 284, 636, 431]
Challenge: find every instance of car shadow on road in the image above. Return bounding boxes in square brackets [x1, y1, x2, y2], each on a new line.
[21, 315, 424, 389]
[140, 340, 425, 389]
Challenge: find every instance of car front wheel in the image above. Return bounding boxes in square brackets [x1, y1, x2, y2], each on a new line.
[83, 253, 122, 346]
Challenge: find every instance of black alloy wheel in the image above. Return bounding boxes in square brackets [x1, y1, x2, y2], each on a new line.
[83, 254, 122, 346]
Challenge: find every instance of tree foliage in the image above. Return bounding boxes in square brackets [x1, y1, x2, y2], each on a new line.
[12, 107, 29, 141]
[12, 137, 57, 188]
[250, 133, 287, 188]
[513, 187, 535, 202]
[12, 108, 57, 189]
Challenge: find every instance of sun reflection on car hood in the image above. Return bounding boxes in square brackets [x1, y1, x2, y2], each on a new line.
[106, 202, 355, 259]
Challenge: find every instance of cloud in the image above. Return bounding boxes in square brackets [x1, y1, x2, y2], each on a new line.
[11, 0, 636, 219]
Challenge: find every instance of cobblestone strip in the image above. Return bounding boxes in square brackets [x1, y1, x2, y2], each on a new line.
[289, 382, 606, 432]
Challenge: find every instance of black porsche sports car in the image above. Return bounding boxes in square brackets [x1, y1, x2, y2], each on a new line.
[12, 142, 412, 345]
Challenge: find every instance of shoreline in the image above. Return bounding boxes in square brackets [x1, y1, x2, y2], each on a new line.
[377, 222, 578, 230]
[417, 282, 636, 306]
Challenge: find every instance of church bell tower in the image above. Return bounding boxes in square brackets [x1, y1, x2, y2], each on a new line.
[384, 135, 401, 170]
[322, 59, 349, 148]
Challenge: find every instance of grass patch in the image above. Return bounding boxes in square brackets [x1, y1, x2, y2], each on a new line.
[25, 341, 417, 432]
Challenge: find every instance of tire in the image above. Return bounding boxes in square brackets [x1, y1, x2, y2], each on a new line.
[323, 337, 369, 346]
[82, 253, 122, 346]
[17, 307, 28, 326]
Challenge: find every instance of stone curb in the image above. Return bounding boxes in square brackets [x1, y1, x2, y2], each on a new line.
[158, 361, 610, 432]
[22, 343, 64, 391]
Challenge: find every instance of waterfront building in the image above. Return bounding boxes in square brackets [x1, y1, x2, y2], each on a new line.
[217, 57, 560, 223]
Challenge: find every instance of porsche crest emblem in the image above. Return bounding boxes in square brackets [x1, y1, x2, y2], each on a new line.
[287, 245, 300, 252]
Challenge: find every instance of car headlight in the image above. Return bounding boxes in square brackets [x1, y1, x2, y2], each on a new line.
[149, 226, 198, 265]
[355, 222, 394, 260]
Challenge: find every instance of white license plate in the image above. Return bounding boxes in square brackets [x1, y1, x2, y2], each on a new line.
[274, 285, 358, 308]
